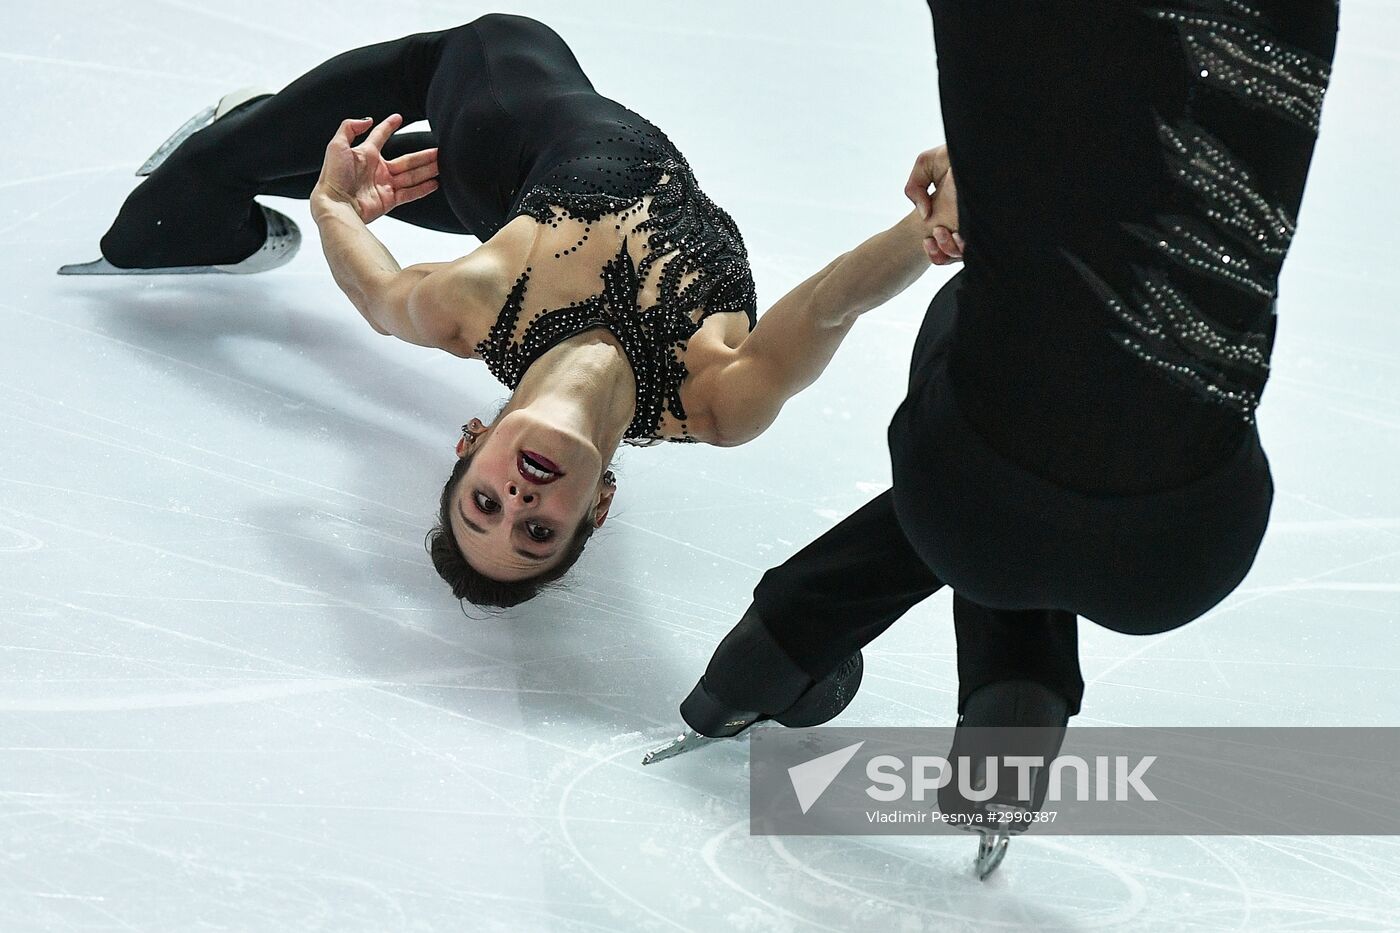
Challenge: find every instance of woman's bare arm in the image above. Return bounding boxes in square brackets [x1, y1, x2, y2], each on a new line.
[308, 114, 503, 355]
[697, 209, 937, 446]
[696, 150, 963, 446]
[309, 194, 460, 346]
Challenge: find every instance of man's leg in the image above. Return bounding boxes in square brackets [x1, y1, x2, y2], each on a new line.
[952, 597, 1084, 717]
[694, 491, 944, 718]
[689, 490, 1084, 726]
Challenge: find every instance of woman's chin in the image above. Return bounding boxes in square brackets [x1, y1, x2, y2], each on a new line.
[527, 424, 596, 460]
[498, 410, 602, 476]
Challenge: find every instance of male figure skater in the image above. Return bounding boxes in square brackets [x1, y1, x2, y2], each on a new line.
[651, 0, 1339, 878]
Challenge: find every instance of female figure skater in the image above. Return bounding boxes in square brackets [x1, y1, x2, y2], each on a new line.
[61, 15, 958, 607]
[652, 0, 1338, 878]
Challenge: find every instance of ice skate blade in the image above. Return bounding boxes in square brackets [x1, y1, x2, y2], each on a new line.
[136, 86, 273, 176]
[974, 831, 1010, 880]
[641, 729, 726, 765]
[60, 257, 216, 275]
[59, 206, 300, 276]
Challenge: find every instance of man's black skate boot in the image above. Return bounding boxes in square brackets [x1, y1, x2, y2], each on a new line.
[644, 610, 863, 764]
[937, 679, 1070, 880]
[679, 650, 864, 736]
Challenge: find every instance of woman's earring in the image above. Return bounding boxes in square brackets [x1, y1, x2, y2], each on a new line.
[458, 422, 484, 458]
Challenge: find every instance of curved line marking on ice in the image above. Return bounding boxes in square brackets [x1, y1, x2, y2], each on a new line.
[556, 741, 690, 931]
[700, 820, 846, 932]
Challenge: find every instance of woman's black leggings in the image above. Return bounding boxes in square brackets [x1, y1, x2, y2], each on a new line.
[100, 27, 483, 268]
[704, 0, 1337, 720]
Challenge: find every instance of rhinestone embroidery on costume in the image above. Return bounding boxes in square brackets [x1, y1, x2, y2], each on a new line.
[1156, 116, 1296, 260]
[1066, 254, 1268, 417]
[1067, 1, 1330, 421]
[1125, 214, 1276, 299]
[1150, 6, 1332, 132]
[477, 243, 694, 444]
[474, 118, 757, 445]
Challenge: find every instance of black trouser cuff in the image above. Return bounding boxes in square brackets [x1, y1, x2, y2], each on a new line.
[701, 607, 815, 714]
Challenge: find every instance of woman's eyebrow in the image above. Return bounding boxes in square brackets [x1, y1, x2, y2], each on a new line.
[457, 501, 487, 535]
[460, 500, 555, 561]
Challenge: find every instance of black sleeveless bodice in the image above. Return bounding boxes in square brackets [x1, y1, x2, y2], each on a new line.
[443, 15, 757, 444]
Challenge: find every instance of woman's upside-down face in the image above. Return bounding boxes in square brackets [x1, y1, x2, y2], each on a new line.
[449, 409, 613, 581]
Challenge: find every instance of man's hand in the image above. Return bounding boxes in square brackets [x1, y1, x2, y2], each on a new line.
[904, 145, 965, 266]
[312, 114, 439, 224]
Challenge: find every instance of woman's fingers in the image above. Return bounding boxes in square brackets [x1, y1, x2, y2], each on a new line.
[390, 162, 438, 190]
[333, 116, 374, 146]
[387, 147, 438, 174]
[904, 152, 938, 218]
[932, 225, 963, 260]
[395, 178, 440, 206]
[365, 113, 404, 150]
[904, 146, 951, 219]
[905, 177, 935, 220]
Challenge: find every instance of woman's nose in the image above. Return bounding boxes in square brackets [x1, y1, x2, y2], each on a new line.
[506, 483, 536, 504]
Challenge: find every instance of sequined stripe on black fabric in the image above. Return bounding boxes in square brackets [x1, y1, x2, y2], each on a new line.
[1156, 115, 1295, 261]
[517, 149, 758, 331]
[1125, 214, 1276, 299]
[632, 162, 758, 323]
[1066, 253, 1268, 417]
[1150, 4, 1332, 132]
[1067, 1, 1331, 421]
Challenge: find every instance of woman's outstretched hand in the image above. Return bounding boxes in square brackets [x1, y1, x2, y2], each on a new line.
[312, 114, 439, 224]
[904, 145, 964, 266]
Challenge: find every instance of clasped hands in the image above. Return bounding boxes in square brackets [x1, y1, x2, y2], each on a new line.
[904, 144, 964, 266]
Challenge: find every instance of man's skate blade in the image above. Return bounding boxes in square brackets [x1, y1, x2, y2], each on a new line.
[974, 832, 1010, 880]
[641, 729, 726, 766]
[135, 104, 216, 176]
[58, 257, 219, 276]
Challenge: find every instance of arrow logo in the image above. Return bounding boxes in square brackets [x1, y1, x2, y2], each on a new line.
[787, 741, 865, 814]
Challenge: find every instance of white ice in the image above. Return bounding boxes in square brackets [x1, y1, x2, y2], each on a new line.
[3, 2, 1398, 931]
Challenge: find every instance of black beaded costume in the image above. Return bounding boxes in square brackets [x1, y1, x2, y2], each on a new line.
[99, 14, 757, 445]
[475, 127, 759, 445]
[438, 15, 759, 445]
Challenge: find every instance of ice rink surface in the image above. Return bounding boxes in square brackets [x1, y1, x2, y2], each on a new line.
[3, 1, 1398, 930]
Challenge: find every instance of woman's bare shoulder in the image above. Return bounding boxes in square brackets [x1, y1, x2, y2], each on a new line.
[417, 217, 540, 355]
[675, 311, 757, 446]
